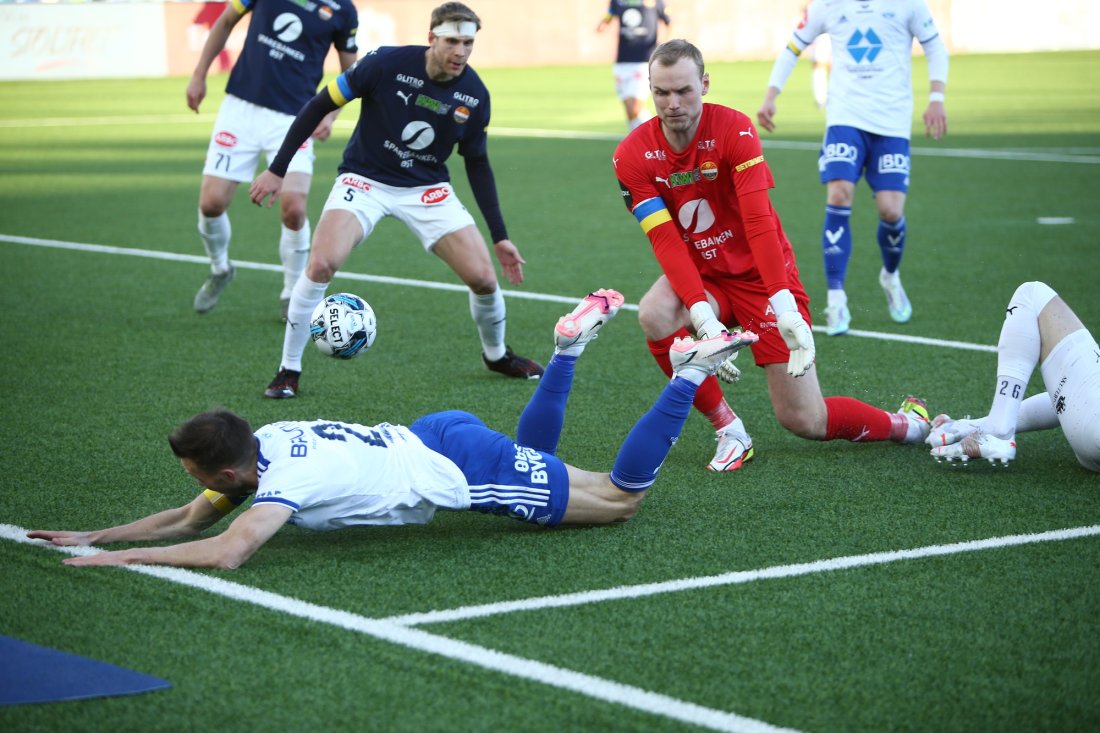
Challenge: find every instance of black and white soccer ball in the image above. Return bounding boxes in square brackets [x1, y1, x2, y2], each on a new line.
[309, 293, 377, 360]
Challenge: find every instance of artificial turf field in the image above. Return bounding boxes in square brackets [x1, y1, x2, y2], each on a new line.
[1, 51, 1098, 732]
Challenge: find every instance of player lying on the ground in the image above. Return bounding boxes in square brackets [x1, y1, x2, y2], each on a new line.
[928, 281, 1100, 471]
[28, 290, 758, 569]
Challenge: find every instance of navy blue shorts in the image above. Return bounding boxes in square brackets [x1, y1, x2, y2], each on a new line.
[409, 410, 570, 526]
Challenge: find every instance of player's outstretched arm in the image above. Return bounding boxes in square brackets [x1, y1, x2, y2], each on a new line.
[28, 491, 228, 548]
[60, 504, 292, 570]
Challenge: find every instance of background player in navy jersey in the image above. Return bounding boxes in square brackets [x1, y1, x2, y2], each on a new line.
[27, 290, 757, 569]
[188, 0, 359, 319]
[757, 0, 949, 336]
[250, 2, 542, 398]
[614, 40, 930, 472]
[596, 0, 670, 132]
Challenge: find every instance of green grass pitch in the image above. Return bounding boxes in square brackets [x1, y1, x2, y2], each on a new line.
[1, 51, 1098, 732]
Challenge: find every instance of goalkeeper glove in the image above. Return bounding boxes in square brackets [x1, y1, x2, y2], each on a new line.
[770, 289, 815, 377]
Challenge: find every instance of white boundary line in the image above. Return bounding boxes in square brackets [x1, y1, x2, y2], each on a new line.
[0, 233, 997, 353]
[0, 113, 1097, 164]
[0, 523, 796, 733]
[6, 523, 1099, 731]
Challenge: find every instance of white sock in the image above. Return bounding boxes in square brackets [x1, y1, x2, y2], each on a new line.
[198, 210, 231, 273]
[1015, 393, 1060, 433]
[827, 288, 847, 307]
[674, 369, 707, 386]
[280, 276, 328, 372]
[719, 414, 748, 438]
[279, 220, 311, 300]
[470, 288, 506, 362]
[985, 282, 1058, 438]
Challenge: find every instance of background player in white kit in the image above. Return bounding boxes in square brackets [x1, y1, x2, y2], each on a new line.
[928, 281, 1100, 472]
[757, 0, 948, 335]
[188, 0, 359, 319]
[27, 291, 758, 569]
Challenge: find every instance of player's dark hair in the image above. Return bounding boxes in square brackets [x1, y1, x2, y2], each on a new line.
[169, 409, 256, 473]
[431, 2, 481, 30]
[650, 39, 705, 79]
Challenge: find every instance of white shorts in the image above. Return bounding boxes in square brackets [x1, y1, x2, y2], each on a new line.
[1040, 328, 1100, 472]
[613, 62, 649, 102]
[202, 94, 315, 182]
[322, 172, 476, 250]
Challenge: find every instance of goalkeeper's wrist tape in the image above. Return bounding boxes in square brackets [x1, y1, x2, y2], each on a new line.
[769, 288, 798, 317]
[929, 91, 945, 103]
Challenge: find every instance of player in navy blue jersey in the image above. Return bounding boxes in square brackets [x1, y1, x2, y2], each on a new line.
[597, 0, 670, 131]
[188, 0, 359, 319]
[250, 2, 543, 398]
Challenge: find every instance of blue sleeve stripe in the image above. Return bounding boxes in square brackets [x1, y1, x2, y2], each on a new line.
[253, 496, 300, 511]
[632, 197, 667, 222]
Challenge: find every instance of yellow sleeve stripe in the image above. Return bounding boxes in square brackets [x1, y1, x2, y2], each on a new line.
[202, 489, 243, 515]
[786, 40, 803, 57]
[639, 209, 672, 233]
[735, 155, 765, 172]
[327, 77, 352, 107]
[230, 0, 249, 15]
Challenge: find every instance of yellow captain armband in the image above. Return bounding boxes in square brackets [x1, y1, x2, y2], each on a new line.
[203, 489, 245, 515]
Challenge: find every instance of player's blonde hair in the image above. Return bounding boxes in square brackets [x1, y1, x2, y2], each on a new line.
[650, 39, 706, 80]
[430, 2, 482, 31]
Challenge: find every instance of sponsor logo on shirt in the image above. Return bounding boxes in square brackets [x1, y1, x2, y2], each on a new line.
[735, 155, 764, 172]
[396, 73, 425, 88]
[421, 186, 450, 204]
[667, 169, 700, 188]
[452, 91, 480, 108]
[677, 199, 715, 234]
[215, 131, 238, 147]
[415, 94, 451, 115]
[697, 138, 717, 150]
[644, 149, 666, 160]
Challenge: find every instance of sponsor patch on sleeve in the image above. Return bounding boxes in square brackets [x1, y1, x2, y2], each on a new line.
[735, 155, 765, 172]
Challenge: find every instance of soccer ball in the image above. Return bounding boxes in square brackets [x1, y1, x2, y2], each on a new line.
[310, 293, 377, 360]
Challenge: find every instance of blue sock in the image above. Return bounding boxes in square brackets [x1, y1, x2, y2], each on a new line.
[610, 377, 697, 492]
[877, 216, 906, 273]
[515, 354, 575, 455]
[822, 205, 852, 290]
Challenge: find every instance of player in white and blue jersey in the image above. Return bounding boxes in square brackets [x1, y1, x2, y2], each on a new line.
[596, 0, 671, 131]
[250, 3, 543, 400]
[188, 0, 358, 319]
[757, 0, 949, 335]
[30, 290, 759, 569]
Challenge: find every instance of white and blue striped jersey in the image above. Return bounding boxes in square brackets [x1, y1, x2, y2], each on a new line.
[773, 0, 947, 139]
[251, 420, 470, 530]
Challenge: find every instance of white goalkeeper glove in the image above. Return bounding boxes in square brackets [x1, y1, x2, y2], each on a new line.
[770, 289, 815, 377]
[689, 301, 744, 383]
[688, 301, 725, 340]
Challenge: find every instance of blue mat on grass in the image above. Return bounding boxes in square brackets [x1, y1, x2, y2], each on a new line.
[0, 635, 170, 705]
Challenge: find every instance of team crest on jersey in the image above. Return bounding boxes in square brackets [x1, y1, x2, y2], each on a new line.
[318, 6, 332, 20]
[700, 161, 718, 181]
[453, 105, 470, 124]
[215, 131, 238, 148]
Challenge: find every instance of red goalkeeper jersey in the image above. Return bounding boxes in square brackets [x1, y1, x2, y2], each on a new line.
[613, 103, 799, 309]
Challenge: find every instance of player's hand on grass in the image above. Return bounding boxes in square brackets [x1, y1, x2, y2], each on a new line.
[493, 239, 526, 285]
[27, 529, 96, 547]
[249, 171, 284, 208]
[63, 550, 134, 567]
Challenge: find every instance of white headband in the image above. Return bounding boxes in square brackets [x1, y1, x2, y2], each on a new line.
[432, 21, 478, 38]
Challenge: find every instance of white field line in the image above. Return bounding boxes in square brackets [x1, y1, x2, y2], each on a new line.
[382, 524, 1100, 626]
[6, 523, 1100, 731]
[1, 523, 797, 733]
[0, 233, 997, 352]
[0, 113, 1097, 164]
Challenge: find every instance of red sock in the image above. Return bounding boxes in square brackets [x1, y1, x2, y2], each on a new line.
[824, 396, 894, 442]
[647, 332, 729, 422]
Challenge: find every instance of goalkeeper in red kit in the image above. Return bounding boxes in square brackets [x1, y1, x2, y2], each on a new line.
[612, 39, 930, 471]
